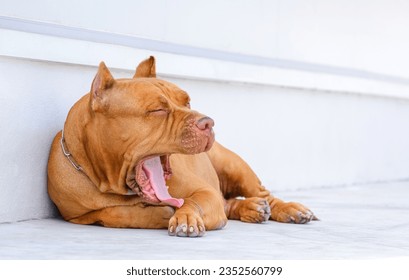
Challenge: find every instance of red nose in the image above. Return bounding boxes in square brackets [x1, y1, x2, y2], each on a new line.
[195, 117, 214, 131]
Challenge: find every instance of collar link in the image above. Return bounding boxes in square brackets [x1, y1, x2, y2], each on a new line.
[60, 129, 83, 172]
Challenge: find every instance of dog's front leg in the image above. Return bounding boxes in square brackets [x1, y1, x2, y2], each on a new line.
[168, 188, 227, 237]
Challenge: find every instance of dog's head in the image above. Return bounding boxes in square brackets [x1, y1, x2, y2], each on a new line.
[86, 56, 214, 206]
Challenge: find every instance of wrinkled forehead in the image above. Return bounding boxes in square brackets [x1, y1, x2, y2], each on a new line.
[150, 79, 190, 103]
[117, 78, 190, 103]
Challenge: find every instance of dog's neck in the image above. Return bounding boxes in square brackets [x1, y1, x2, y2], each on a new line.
[62, 93, 132, 195]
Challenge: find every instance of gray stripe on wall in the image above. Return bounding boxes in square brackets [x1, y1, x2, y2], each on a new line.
[1, 15, 409, 86]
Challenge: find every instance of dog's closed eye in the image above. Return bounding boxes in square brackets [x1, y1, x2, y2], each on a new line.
[147, 108, 169, 116]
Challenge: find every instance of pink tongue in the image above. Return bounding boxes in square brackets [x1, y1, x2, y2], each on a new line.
[142, 157, 184, 208]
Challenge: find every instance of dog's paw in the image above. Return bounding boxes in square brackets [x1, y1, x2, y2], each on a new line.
[270, 201, 318, 224]
[238, 197, 271, 223]
[168, 210, 205, 237]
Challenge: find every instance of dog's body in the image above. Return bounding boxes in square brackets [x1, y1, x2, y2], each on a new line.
[48, 57, 316, 237]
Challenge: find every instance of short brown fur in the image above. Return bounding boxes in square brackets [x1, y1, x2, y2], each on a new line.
[47, 57, 317, 237]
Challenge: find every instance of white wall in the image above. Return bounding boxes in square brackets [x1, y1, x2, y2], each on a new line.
[1, 0, 409, 222]
[179, 78, 409, 190]
[2, 0, 409, 78]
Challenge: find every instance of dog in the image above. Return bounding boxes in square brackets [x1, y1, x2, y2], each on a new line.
[47, 56, 317, 237]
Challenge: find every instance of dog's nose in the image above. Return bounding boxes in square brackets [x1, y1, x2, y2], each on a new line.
[195, 117, 214, 131]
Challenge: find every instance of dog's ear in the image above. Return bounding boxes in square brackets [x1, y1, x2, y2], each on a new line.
[90, 62, 115, 111]
[133, 56, 156, 78]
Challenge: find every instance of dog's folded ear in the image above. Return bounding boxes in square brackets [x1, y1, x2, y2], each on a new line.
[134, 56, 156, 78]
[90, 62, 115, 112]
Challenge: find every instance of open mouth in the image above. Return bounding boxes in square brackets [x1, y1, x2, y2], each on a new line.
[127, 155, 184, 208]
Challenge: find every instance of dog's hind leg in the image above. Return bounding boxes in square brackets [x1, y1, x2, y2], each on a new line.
[69, 204, 174, 229]
[224, 197, 271, 223]
[207, 141, 317, 224]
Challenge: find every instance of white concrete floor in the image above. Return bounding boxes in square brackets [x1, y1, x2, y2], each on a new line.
[1, 181, 408, 259]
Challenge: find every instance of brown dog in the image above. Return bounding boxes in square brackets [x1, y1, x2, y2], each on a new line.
[47, 56, 317, 237]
